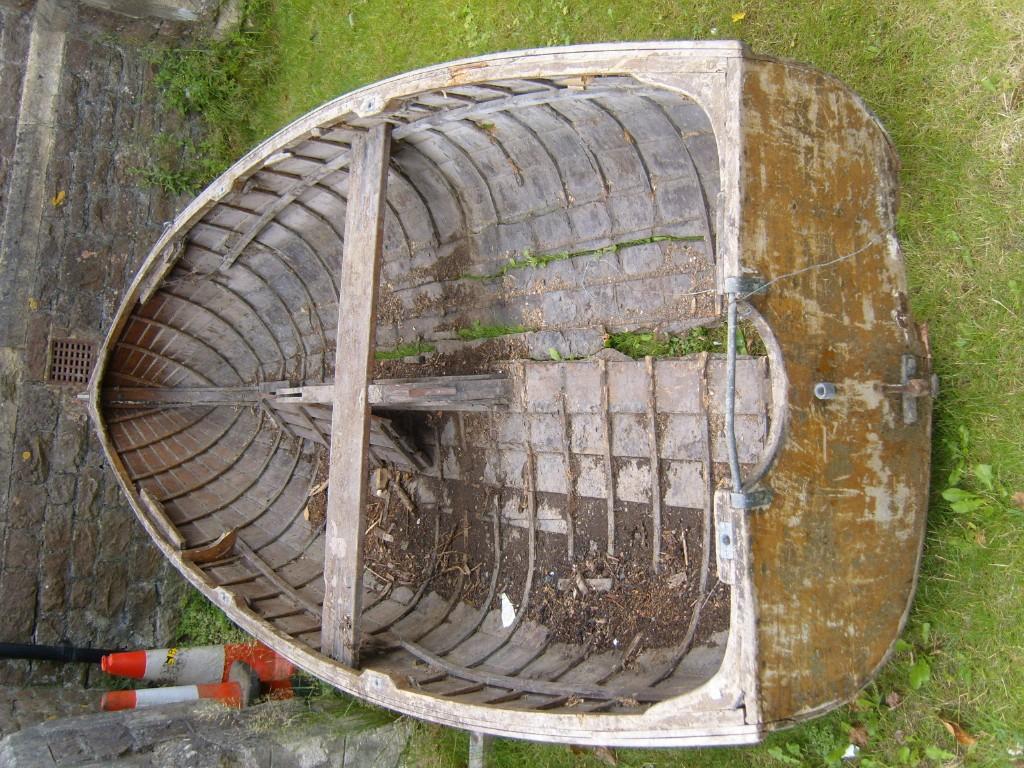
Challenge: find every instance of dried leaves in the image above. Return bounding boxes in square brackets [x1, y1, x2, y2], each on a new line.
[940, 718, 978, 746]
[848, 725, 870, 748]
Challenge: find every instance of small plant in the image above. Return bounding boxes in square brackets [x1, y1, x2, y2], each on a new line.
[131, 135, 226, 196]
[604, 321, 767, 360]
[452, 2, 494, 51]
[456, 321, 529, 341]
[941, 426, 1018, 518]
[374, 341, 436, 360]
[605, 325, 724, 358]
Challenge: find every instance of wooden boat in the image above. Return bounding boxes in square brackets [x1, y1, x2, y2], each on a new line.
[87, 42, 935, 747]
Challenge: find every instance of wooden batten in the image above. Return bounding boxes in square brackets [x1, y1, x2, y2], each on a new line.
[274, 374, 510, 412]
[321, 123, 392, 667]
[103, 386, 264, 406]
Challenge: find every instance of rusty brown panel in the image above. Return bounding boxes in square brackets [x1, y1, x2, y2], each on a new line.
[738, 57, 932, 724]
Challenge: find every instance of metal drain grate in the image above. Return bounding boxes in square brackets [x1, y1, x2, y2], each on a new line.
[48, 338, 95, 384]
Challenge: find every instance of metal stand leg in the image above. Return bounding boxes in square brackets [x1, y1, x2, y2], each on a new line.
[468, 731, 492, 768]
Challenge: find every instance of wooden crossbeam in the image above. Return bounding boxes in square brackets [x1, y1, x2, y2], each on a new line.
[274, 373, 510, 412]
[107, 375, 510, 413]
[103, 386, 264, 406]
[321, 123, 391, 666]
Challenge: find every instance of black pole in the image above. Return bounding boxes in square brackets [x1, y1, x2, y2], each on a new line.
[0, 643, 117, 664]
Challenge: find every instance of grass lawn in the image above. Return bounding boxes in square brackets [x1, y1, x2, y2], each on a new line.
[160, 1, 1024, 765]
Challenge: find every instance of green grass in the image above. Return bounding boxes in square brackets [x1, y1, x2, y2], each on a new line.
[606, 322, 765, 359]
[456, 321, 531, 340]
[174, 588, 250, 645]
[138, 0, 278, 193]
[374, 341, 436, 360]
[167, 0, 1024, 764]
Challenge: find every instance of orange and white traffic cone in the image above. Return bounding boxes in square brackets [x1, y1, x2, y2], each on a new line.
[101, 642, 293, 684]
[100, 661, 261, 711]
[101, 681, 245, 711]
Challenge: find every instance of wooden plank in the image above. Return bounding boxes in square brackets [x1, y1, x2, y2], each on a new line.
[646, 356, 662, 573]
[103, 386, 262, 406]
[398, 639, 672, 702]
[138, 488, 185, 549]
[258, 398, 299, 441]
[236, 539, 323, 619]
[274, 374, 510, 411]
[558, 371, 576, 562]
[599, 359, 616, 557]
[375, 419, 429, 470]
[321, 123, 391, 667]
[219, 147, 354, 270]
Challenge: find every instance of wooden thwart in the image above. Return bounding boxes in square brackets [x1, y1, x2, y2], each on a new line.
[274, 374, 510, 412]
[321, 123, 392, 667]
[103, 385, 275, 406]
[106, 374, 509, 414]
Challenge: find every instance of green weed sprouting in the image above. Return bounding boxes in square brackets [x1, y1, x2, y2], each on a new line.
[461, 234, 704, 281]
[605, 321, 766, 359]
[374, 341, 436, 360]
[456, 321, 530, 341]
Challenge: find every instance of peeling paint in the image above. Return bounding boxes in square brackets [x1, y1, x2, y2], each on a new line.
[740, 57, 931, 724]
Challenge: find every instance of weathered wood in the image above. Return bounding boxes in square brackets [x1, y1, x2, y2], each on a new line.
[103, 386, 263, 406]
[219, 148, 355, 270]
[558, 374, 576, 562]
[398, 639, 672, 702]
[274, 374, 510, 411]
[88, 43, 931, 745]
[181, 528, 238, 564]
[646, 356, 662, 573]
[321, 123, 392, 666]
[138, 488, 184, 549]
[375, 419, 429, 470]
[259, 398, 299, 441]
[599, 359, 616, 557]
[237, 539, 323, 619]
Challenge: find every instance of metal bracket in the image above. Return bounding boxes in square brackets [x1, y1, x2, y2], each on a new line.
[884, 354, 938, 425]
[724, 274, 767, 296]
[717, 521, 735, 561]
[730, 487, 773, 510]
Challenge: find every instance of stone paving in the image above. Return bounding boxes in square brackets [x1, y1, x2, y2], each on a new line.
[0, 0, 199, 690]
[0, 698, 412, 767]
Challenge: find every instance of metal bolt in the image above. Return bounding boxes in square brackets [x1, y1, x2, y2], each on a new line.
[814, 382, 837, 400]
